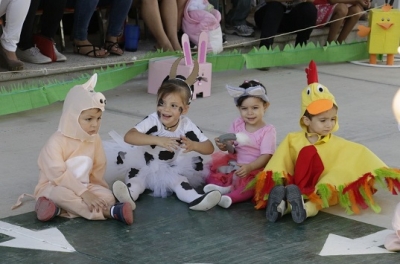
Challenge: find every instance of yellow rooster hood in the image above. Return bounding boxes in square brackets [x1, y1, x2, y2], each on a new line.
[58, 74, 106, 142]
[300, 61, 339, 133]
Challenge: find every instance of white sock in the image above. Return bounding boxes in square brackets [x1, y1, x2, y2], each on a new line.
[203, 184, 231, 195]
[218, 195, 232, 208]
[277, 200, 287, 215]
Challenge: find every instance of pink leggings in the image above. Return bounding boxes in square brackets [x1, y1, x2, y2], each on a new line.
[207, 175, 255, 204]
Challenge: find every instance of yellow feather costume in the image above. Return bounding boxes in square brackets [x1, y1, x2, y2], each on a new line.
[248, 61, 400, 215]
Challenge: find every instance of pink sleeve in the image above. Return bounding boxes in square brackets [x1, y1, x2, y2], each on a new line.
[259, 125, 277, 155]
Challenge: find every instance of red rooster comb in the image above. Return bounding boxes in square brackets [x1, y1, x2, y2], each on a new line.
[305, 60, 318, 85]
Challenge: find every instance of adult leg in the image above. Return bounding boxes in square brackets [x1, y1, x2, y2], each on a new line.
[226, 0, 251, 26]
[337, 4, 363, 43]
[282, 2, 317, 47]
[72, 0, 108, 57]
[17, 0, 40, 50]
[176, 0, 186, 32]
[141, 0, 173, 51]
[100, 0, 132, 55]
[254, 2, 285, 49]
[40, 0, 68, 39]
[225, 0, 253, 36]
[160, 0, 181, 51]
[326, 3, 347, 43]
[0, 0, 29, 69]
[34, 0, 68, 62]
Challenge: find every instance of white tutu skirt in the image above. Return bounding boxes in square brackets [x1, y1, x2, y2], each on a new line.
[103, 131, 209, 198]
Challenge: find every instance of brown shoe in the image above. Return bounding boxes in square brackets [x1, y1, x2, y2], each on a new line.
[0, 45, 23, 71]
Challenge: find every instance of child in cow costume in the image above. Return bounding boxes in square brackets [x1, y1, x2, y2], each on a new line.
[109, 57, 222, 211]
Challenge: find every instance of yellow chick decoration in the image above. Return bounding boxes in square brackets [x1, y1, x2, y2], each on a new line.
[358, 3, 400, 65]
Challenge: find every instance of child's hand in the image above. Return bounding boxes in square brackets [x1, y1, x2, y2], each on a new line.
[214, 137, 227, 151]
[235, 164, 253, 178]
[157, 136, 181, 152]
[214, 137, 234, 151]
[81, 190, 108, 213]
[180, 135, 195, 153]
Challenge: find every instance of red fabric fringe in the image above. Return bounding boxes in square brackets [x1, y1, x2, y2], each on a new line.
[253, 171, 275, 209]
[342, 173, 374, 212]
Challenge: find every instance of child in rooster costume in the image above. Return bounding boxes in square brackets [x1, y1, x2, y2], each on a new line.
[247, 60, 400, 224]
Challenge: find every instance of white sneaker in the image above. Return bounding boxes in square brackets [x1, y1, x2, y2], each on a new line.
[16, 46, 51, 64]
[54, 45, 67, 62]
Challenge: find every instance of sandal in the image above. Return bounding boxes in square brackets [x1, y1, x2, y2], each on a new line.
[73, 43, 109, 58]
[104, 41, 124, 56]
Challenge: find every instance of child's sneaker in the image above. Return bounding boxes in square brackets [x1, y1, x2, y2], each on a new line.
[225, 24, 254, 37]
[112, 180, 136, 210]
[286, 184, 307, 224]
[111, 202, 134, 225]
[266, 185, 286, 222]
[188, 190, 221, 211]
[35, 197, 60, 222]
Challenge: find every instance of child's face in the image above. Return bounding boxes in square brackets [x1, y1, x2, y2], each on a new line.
[237, 97, 268, 127]
[157, 93, 188, 128]
[303, 107, 337, 136]
[78, 108, 102, 135]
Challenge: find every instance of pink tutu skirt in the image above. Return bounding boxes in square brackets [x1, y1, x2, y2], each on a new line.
[206, 151, 262, 189]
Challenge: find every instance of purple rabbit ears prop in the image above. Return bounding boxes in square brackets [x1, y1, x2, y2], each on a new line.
[226, 84, 269, 105]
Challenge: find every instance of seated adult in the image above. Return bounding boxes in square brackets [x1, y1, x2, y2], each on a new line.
[67, 0, 133, 57]
[0, 0, 29, 71]
[254, 0, 317, 49]
[17, 0, 67, 64]
[141, 0, 187, 51]
[209, 0, 254, 37]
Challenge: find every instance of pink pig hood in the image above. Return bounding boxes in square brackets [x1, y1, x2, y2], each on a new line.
[58, 74, 106, 142]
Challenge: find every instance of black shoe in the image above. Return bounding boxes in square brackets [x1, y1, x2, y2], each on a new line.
[266, 185, 286, 222]
[286, 185, 307, 224]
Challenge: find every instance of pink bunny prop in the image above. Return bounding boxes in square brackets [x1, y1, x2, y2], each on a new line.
[182, 0, 223, 54]
[147, 32, 212, 99]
